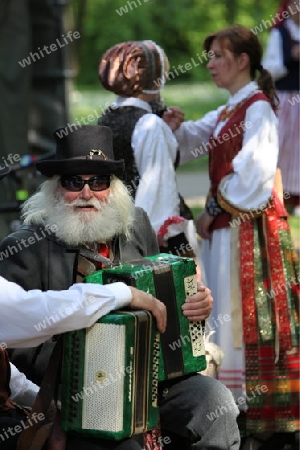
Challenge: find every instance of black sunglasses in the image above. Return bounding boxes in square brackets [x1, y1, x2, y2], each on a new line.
[60, 175, 111, 192]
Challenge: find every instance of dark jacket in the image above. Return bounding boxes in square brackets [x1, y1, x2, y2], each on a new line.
[275, 24, 299, 91]
[0, 207, 159, 384]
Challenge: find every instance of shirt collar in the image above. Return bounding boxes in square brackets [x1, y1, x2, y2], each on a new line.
[115, 97, 152, 112]
[227, 81, 259, 109]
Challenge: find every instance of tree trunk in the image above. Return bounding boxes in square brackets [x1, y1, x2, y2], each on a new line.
[225, 0, 237, 24]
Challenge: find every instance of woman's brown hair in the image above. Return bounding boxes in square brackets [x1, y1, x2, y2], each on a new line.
[204, 24, 279, 110]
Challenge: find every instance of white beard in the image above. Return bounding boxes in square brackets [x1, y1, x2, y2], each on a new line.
[22, 177, 135, 246]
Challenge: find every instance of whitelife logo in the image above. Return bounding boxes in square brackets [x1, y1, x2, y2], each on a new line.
[18, 31, 80, 68]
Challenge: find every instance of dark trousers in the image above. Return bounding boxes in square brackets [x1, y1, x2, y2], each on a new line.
[0, 410, 141, 450]
[0, 409, 42, 450]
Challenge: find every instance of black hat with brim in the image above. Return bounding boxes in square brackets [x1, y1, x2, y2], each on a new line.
[0, 166, 11, 180]
[36, 124, 125, 178]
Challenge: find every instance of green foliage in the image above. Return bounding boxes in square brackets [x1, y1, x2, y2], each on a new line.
[71, 81, 228, 123]
[70, 0, 279, 87]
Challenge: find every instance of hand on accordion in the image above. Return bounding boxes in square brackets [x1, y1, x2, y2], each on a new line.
[128, 287, 167, 333]
[181, 283, 213, 322]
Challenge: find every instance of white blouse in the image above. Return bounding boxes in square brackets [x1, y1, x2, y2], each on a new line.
[1, 278, 131, 405]
[175, 82, 279, 211]
[10, 363, 39, 407]
[116, 97, 181, 237]
[263, 18, 300, 81]
[0, 277, 131, 348]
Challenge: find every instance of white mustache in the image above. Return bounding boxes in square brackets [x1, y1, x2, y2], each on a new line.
[67, 198, 106, 211]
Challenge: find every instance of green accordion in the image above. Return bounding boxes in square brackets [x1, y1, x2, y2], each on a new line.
[61, 254, 206, 440]
[62, 310, 160, 440]
[88, 254, 206, 381]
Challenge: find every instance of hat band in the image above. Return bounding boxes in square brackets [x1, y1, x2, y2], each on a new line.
[141, 41, 166, 94]
[61, 153, 109, 161]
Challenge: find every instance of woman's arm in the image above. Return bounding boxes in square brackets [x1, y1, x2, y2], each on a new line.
[174, 108, 222, 165]
[0, 277, 133, 347]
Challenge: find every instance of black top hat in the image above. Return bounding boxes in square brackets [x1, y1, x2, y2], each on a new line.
[36, 125, 125, 178]
[0, 166, 11, 180]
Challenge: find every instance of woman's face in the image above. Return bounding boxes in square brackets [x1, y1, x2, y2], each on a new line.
[206, 39, 246, 94]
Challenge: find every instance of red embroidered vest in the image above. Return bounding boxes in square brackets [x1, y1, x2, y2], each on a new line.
[208, 92, 269, 231]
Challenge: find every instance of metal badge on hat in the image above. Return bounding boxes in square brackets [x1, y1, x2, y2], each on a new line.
[89, 149, 108, 160]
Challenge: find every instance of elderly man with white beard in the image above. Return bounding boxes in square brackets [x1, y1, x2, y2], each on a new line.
[0, 159, 168, 450]
[0, 125, 240, 450]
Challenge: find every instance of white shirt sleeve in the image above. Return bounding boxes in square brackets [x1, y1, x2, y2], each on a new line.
[0, 278, 132, 348]
[218, 101, 279, 209]
[9, 363, 39, 406]
[263, 29, 288, 81]
[132, 114, 181, 235]
[174, 108, 222, 165]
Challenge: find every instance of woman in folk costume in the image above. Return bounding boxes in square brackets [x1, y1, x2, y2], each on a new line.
[263, 0, 300, 215]
[170, 25, 299, 448]
[97, 40, 203, 280]
[97, 41, 243, 450]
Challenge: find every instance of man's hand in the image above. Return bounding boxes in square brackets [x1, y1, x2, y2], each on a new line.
[196, 211, 215, 240]
[182, 283, 213, 322]
[129, 287, 167, 333]
[162, 106, 184, 131]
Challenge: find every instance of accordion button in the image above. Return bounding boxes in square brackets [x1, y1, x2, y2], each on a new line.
[162, 388, 169, 398]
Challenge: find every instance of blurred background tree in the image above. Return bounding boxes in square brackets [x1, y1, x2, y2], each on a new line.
[71, 0, 277, 86]
[3, 1, 297, 242]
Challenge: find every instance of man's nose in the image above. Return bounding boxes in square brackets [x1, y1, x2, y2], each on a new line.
[80, 184, 93, 199]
